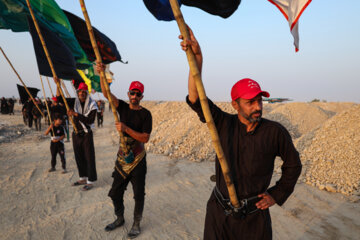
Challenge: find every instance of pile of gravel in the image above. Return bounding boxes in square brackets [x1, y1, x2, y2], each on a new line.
[140, 101, 359, 198]
[301, 104, 360, 196]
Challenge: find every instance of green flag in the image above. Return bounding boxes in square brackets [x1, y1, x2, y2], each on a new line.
[78, 64, 114, 93]
[78, 65, 101, 92]
[0, 0, 91, 68]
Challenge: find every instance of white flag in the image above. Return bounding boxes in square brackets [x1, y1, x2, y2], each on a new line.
[269, 0, 312, 52]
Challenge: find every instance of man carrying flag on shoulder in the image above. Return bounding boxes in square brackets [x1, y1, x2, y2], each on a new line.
[67, 82, 98, 191]
[96, 62, 152, 239]
[180, 27, 302, 240]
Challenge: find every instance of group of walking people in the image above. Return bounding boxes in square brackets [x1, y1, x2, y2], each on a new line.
[1, 97, 15, 115]
[38, 27, 302, 239]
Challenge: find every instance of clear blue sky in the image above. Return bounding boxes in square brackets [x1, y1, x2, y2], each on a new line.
[1, 0, 359, 102]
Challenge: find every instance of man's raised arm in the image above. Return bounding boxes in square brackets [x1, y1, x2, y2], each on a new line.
[179, 26, 203, 104]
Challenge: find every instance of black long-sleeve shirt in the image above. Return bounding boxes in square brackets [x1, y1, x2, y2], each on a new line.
[186, 96, 302, 205]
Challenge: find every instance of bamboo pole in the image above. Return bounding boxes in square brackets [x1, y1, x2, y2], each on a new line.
[0, 46, 45, 118]
[169, 0, 240, 209]
[25, 0, 78, 133]
[79, 0, 127, 154]
[60, 79, 71, 97]
[46, 77, 55, 97]
[40, 75, 54, 135]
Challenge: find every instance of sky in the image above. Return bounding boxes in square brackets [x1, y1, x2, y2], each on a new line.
[1, 0, 359, 102]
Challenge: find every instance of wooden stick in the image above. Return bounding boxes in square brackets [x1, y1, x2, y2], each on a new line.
[40, 75, 54, 135]
[25, 0, 78, 133]
[46, 77, 55, 97]
[169, 0, 240, 208]
[79, 0, 127, 154]
[60, 79, 71, 97]
[0, 46, 45, 118]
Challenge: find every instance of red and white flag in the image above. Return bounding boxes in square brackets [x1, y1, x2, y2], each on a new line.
[269, 0, 312, 52]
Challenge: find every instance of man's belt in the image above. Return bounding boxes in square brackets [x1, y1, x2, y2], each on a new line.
[213, 186, 260, 219]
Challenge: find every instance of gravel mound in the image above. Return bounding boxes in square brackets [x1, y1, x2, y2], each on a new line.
[139, 101, 360, 197]
[265, 102, 334, 139]
[301, 104, 360, 196]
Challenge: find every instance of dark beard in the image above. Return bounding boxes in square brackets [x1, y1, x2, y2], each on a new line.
[130, 98, 140, 106]
[241, 110, 262, 123]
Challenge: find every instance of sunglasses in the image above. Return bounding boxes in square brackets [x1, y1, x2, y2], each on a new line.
[129, 90, 142, 97]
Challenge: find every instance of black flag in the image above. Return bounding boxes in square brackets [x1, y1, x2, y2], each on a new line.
[182, 0, 241, 18]
[63, 10, 125, 64]
[16, 84, 40, 104]
[27, 17, 84, 82]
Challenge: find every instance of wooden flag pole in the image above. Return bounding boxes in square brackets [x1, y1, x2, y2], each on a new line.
[40, 75, 54, 135]
[169, 0, 240, 208]
[79, 0, 127, 153]
[0, 46, 45, 118]
[46, 77, 55, 97]
[25, 0, 78, 133]
[60, 79, 71, 97]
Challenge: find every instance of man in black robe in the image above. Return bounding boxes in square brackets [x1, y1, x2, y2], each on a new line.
[180, 27, 302, 240]
[1, 97, 9, 114]
[24, 98, 34, 128]
[32, 98, 44, 131]
[8, 98, 15, 115]
[67, 82, 98, 191]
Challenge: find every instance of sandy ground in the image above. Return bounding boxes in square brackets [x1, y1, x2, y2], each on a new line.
[1, 104, 360, 240]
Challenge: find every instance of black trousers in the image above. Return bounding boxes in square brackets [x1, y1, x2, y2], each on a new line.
[108, 157, 147, 221]
[72, 131, 97, 182]
[27, 113, 33, 128]
[97, 112, 103, 127]
[50, 141, 66, 169]
[34, 117, 41, 131]
[203, 193, 272, 240]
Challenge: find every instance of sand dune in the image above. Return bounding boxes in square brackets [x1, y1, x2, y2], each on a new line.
[0, 102, 359, 239]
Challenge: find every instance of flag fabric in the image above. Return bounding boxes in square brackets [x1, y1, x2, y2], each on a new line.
[269, 0, 312, 52]
[181, 0, 241, 18]
[143, 0, 179, 21]
[143, 0, 241, 21]
[77, 69, 93, 93]
[63, 10, 125, 64]
[77, 64, 113, 93]
[27, 17, 84, 82]
[16, 84, 40, 104]
[0, 0, 91, 68]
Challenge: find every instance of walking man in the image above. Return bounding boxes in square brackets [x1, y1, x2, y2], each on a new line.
[67, 82, 98, 191]
[97, 62, 152, 239]
[96, 100, 104, 127]
[180, 27, 302, 240]
[32, 98, 44, 131]
[24, 98, 34, 128]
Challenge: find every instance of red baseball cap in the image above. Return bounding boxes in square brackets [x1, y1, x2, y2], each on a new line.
[77, 82, 88, 91]
[51, 97, 58, 102]
[231, 78, 270, 101]
[129, 81, 144, 93]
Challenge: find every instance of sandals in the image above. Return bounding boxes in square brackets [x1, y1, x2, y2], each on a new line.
[72, 180, 86, 186]
[82, 184, 93, 191]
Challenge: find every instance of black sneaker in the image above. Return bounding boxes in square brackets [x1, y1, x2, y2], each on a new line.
[104, 217, 125, 232]
[48, 168, 56, 172]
